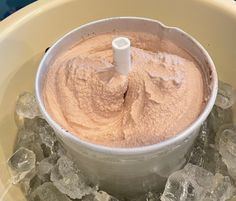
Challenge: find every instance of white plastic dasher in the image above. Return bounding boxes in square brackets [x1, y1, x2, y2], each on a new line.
[112, 37, 131, 75]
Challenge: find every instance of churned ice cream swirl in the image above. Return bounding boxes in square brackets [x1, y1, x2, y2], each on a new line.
[43, 32, 205, 147]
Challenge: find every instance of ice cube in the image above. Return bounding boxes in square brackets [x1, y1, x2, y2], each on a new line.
[53, 140, 66, 156]
[8, 147, 36, 184]
[203, 145, 229, 176]
[29, 182, 72, 201]
[189, 122, 210, 167]
[189, 122, 228, 175]
[145, 192, 160, 201]
[129, 191, 160, 201]
[50, 156, 94, 199]
[35, 118, 57, 151]
[24, 118, 57, 153]
[15, 128, 44, 162]
[16, 117, 60, 159]
[82, 191, 119, 201]
[21, 174, 43, 195]
[217, 124, 236, 181]
[208, 106, 233, 133]
[203, 173, 236, 201]
[15, 92, 41, 119]
[161, 163, 236, 201]
[16, 127, 41, 147]
[215, 81, 236, 110]
[93, 191, 118, 201]
[37, 154, 58, 182]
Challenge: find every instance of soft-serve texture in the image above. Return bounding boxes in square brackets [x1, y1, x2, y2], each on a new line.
[43, 32, 205, 147]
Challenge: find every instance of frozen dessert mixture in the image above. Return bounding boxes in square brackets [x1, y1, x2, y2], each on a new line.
[43, 32, 206, 147]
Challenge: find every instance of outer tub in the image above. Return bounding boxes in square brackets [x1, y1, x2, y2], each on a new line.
[0, 0, 235, 200]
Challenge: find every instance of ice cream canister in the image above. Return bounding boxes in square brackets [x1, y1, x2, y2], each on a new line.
[35, 17, 218, 198]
